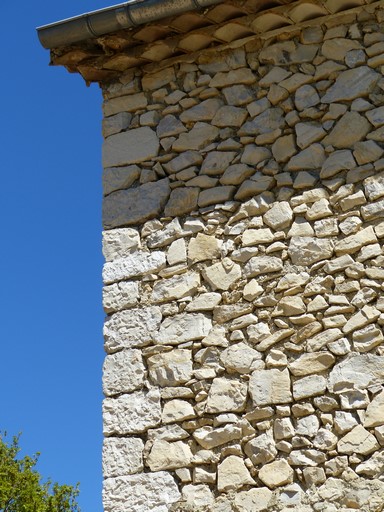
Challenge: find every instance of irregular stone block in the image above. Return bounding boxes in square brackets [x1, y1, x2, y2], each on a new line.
[180, 98, 223, 123]
[103, 349, 145, 396]
[193, 424, 242, 449]
[249, 369, 292, 406]
[102, 228, 140, 261]
[289, 352, 335, 377]
[328, 354, 384, 393]
[181, 485, 214, 508]
[220, 342, 263, 374]
[263, 201, 293, 230]
[102, 127, 159, 167]
[201, 151, 237, 175]
[162, 400, 195, 424]
[103, 165, 140, 196]
[102, 437, 144, 477]
[148, 349, 193, 387]
[320, 149, 356, 179]
[164, 187, 199, 217]
[288, 236, 334, 265]
[235, 488, 273, 512]
[202, 258, 242, 291]
[103, 178, 170, 229]
[103, 250, 166, 284]
[322, 112, 371, 149]
[102, 281, 139, 313]
[206, 377, 248, 413]
[152, 272, 200, 303]
[172, 122, 219, 151]
[103, 472, 180, 512]
[335, 226, 377, 255]
[198, 186, 236, 207]
[338, 425, 379, 455]
[364, 390, 384, 428]
[155, 313, 212, 345]
[244, 256, 283, 277]
[103, 389, 161, 435]
[103, 93, 148, 117]
[217, 456, 255, 492]
[287, 144, 326, 171]
[147, 439, 193, 471]
[103, 307, 162, 352]
[258, 460, 293, 489]
[322, 66, 379, 103]
[156, 114, 186, 138]
[293, 375, 327, 400]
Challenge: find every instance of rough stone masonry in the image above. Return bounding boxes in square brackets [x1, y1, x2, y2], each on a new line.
[47, 0, 384, 510]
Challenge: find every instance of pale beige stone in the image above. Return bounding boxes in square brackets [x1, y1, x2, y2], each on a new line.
[103, 472, 180, 512]
[249, 368, 292, 406]
[289, 352, 335, 377]
[244, 431, 277, 465]
[181, 484, 214, 509]
[258, 460, 294, 489]
[103, 389, 161, 435]
[148, 349, 193, 387]
[103, 281, 139, 313]
[162, 400, 195, 424]
[103, 350, 145, 396]
[242, 228, 274, 246]
[156, 313, 212, 345]
[104, 307, 162, 352]
[244, 256, 283, 277]
[288, 236, 334, 265]
[188, 233, 221, 263]
[193, 424, 242, 449]
[335, 226, 377, 255]
[234, 488, 273, 512]
[337, 425, 379, 455]
[206, 377, 248, 413]
[147, 439, 193, 471]
[217, 456, 255, 492]
[220, 342, 263, 374]
[274, 296, 306, 316]
[103, 437, 144, 477]
[263, 201, 293, 230]
[152, 272, 200, 303]
[342, 305, 380, 334]
[364, 390, 384, 428]
[202, 258, 242, 291]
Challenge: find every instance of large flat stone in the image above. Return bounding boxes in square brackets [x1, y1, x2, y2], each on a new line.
[249, 368, 292, 406]
[102, 127, 159, 167]
[103, 389, 161, 435]
[103, 306, 162, 352]
[103, 472, 180, 512]
[103, 178, 170, 228]
[322, 66, 380, 103]
[102, 437, 144, 477]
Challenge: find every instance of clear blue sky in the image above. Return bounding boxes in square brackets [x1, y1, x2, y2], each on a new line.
[1, 2, 113, 510]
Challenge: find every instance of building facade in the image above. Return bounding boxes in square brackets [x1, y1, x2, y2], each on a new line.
[39, 1, 384, 510]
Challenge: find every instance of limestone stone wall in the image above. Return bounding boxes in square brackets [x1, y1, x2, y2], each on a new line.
[101, 4, 384, 511]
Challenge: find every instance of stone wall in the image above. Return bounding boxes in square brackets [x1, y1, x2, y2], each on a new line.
[101, 4, 384, 511]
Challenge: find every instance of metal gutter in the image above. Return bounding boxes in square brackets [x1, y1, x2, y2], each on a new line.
[37, 0, 223, 49]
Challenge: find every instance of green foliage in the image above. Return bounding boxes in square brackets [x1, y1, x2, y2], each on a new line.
[0, 434, 80, 512]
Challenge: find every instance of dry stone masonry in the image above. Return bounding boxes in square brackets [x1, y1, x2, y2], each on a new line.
[45, 0, 384, 510]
